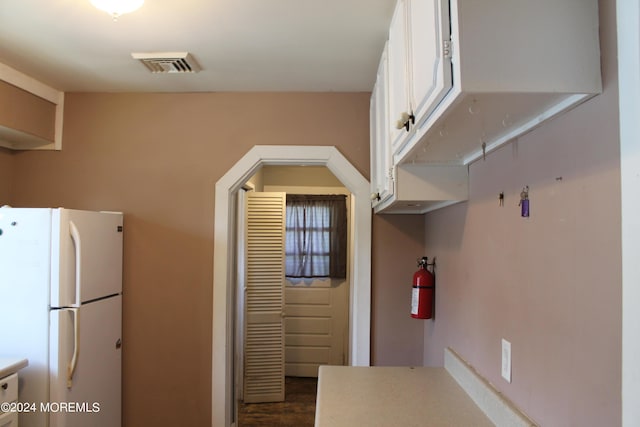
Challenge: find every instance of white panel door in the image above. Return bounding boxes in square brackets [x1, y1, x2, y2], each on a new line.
[243, 193, 286, 403]
[51, 209, 123, 307]
[284, 283, 348, 377]
[49, 295, 122, 427]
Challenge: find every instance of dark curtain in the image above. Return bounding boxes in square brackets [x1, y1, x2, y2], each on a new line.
[285, 194, 347, 279]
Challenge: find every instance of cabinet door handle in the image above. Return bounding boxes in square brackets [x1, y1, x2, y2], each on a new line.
[395, 112, 410, 130]
[406, 113, 415, 132]
[1, 382, 7, 390]
[395, 112, 415, 132]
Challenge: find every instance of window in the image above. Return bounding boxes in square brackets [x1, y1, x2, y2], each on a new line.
[285, 194, 347, 279]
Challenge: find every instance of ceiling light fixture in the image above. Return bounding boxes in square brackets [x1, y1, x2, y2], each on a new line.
[91, 0, 144, 19]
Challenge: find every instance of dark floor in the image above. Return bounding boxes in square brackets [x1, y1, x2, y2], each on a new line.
[238, 377, 318, 427]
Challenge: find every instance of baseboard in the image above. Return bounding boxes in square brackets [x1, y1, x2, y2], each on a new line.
[444, 347, 538, 427]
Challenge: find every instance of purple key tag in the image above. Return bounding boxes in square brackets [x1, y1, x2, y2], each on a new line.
[519, 186, 530, 217]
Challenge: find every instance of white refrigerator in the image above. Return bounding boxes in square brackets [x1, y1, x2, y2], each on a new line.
[0, 208, 123, 427]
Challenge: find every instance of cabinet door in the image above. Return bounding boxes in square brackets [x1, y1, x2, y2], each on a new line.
[388, 0, 453, 154]
[370, 44, 393, 207]
[387, 0, 410, 152]
[407, 0, 452, 125]
[369, 81, 381, 200]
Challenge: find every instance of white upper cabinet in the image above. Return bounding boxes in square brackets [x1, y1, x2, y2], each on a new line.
[370, 44, 394, 207]
[400, 0, 602, 166]
[388, 0, 452, 152]
[372, 0, 602, 213]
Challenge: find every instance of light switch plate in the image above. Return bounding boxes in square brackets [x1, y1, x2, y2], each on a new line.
[501, 339, 512, 383]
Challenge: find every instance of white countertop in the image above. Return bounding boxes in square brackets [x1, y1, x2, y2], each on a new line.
[0, 358, 28, 378]
[315, 365, 494, 427]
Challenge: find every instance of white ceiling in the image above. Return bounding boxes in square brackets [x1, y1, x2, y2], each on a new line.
[0, 0, 396, 93]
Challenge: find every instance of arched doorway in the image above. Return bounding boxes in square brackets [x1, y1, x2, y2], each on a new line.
[212, 145, 371, 426]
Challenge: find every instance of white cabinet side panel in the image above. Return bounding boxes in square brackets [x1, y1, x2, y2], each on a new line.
[0, 208, 52, 427]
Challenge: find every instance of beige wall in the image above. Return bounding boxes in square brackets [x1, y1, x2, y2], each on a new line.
[4, 6, 620, 425]
[262, 165, 344, 187]
[371, 214, 425, 366]
[6, 92, 424, 426]
[0, 148, 12, 204]
[423, 0, 621, 425]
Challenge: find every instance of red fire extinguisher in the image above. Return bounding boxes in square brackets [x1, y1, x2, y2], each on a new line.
[411, 257, 435, 319]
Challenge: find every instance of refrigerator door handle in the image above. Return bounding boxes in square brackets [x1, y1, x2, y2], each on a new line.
[66, 308, 80, 389]
[69, 220, 82, 307]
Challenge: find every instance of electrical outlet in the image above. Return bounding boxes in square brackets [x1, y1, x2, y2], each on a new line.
[501, 339, 512, 383]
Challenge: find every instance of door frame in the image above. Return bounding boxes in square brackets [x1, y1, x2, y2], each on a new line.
[212, 146, 371, 427]
[617, 1, 640, 425]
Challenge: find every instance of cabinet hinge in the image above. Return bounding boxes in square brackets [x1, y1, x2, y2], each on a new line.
[443, 39, 452, 59]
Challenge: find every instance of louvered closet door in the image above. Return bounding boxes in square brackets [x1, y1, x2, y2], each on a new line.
[243, 192, 286, 403]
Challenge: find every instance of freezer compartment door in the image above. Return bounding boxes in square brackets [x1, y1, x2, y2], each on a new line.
[51, 209, 123, 307]
[50, 295, 122, 427]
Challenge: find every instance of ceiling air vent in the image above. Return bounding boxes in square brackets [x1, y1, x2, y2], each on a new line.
[131, 52, 201, 73]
